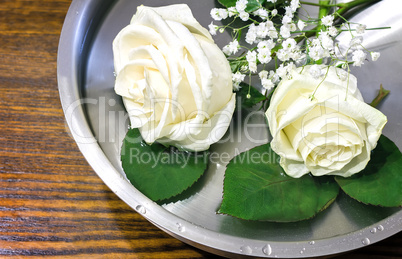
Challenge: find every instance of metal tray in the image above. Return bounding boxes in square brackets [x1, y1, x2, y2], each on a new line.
[57, 0, 402, 257]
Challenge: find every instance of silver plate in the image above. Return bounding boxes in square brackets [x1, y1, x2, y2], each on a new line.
[58, 0, 402, 257]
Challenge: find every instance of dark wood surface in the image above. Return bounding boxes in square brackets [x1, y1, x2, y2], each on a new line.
[0, 0, 401, 258]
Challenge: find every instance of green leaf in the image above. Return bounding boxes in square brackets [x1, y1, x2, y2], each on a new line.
[335, 135, 402, 207]
[219, 144, 339, 222]
[217, 0, 266, 12]
[236, 83, 267, 109]
[121, 128, 208, 201]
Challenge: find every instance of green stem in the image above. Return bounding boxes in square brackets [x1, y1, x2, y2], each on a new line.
[336, 0, 381, 16]
[370, 84, 390, 108]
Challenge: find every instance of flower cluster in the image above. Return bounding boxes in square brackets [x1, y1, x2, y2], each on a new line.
[210, 0, 382, 94]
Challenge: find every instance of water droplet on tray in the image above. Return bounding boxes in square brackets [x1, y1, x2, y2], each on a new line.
[362, 237, 370, 245]
[370, 228, 377, 234]
[240, 245, 252, 255]
[176, 223, 185, 232]
[136, 205, 146, 214]
[309, 241, 315, 245]
[377, 225, 384, 231]
[262, 244, 272, 255]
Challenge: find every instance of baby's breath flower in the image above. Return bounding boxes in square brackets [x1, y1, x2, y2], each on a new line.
[290, 0, 300, 12]
[271, 9, 278, 16]
[232, 71, 246, 90]
[254, 8, 268, 19]
[246, 50, 258, 72]
[208, 22, 218, 35]
[356, 24, 367, 34]
[222, 39, 240, 55]
[261, 77, 275, 90]
[309, 45, 325, 61]
[319, 32, 334, 50]
[256, 22, 269, 38]
[282, 15, 292, 24]
[337, 68, 348, 81]
[349, 36, 363, 48]
[267, 0, 277, 3]
[258, 39, 275, 50]
[297, 20, 306, 31]
[371, 52, 380, 61]
[246, 24, 257, 44]
[277, 49, 291, 61]
[259, 70, 269, 80]
[282, 38, 296, 51]
[228, 7, 238, 17]
[280, 24, 291, 38]
[258, 48, 272, 64]
[236, 0, 248, 12]
[321, 15, 334, 27]
[328, 26, 338, 37]
[352, 49, 366, 66]
[309, 64, 325, 79]
[239, 11, 250, 21]
[210, 8, 228, 21]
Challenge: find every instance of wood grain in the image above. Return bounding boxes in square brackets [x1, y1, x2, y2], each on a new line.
[0, 0, 400, 258]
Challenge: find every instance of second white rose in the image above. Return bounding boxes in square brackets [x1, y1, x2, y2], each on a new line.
[113, 4, 236, 151]
[266, 65, 387, 178]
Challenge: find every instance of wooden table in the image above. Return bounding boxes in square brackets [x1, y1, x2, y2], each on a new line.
[0, 0, 401, 258]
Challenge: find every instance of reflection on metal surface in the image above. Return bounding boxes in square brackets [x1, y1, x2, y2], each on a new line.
[58, 0, 402, 257]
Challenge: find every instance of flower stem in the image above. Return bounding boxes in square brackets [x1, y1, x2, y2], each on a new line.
[336, 0, 380, 16]
[370, 84, 390, 108]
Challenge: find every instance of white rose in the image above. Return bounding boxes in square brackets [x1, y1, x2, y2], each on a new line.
[266, 65, 387, 178]
[113, 4, 236, 151]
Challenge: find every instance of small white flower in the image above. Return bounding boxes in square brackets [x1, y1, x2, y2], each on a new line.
[267, 27, 278, 39]
[239, 11, 250, 21]
[352, 49, 367, 66]
[256, 22, 269, 38]
[349, 36, 363, 48]
[208, 22, 218, 35]
[254, 8, 268, 19]
[258, 39, 275, 50]
[321, 15, 334, 27]
[245, 24, 257, 44]
[285, 6, 294, 18]
[261, 78, 275, 90]
[246, 50, 257, 72]
[309, 45, 324, 61]
[309, 64, 325, 79]
[236, 0, 248, 12]
[328, 26, 338, 37]
[232, 71, 246, 90]
[297, 20, 306, 31]
[282, 38, 297, 51]
[267, 0, 277, 3]
[280, 24, 291, 38]
[228, 7, 238, 17]
[259, 70, 269, 80]
[356, 24, 367, 34]
[258, 48, 272, 64]
[222, 39, 240, 55]
[269, 70, 280, 84]
[371, 52, 380, 61]
[282, 15, 292, 24]
[337, 69, 349, 81]
[290, 0, 300, 12]
[271, 9, 278, 16]
[319, 32, 334, 50]
[277, 49, 290, 61]
[210, 8, 228, 21]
